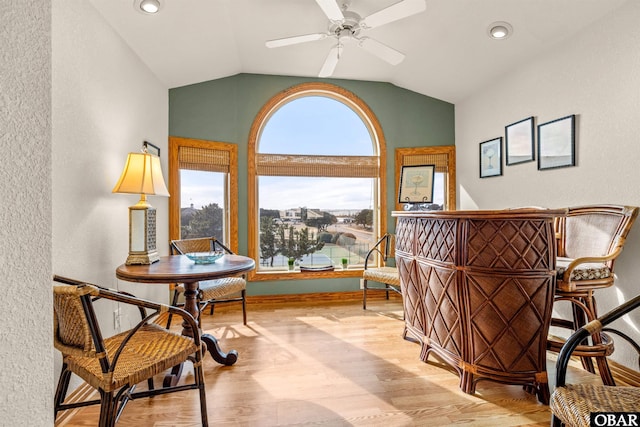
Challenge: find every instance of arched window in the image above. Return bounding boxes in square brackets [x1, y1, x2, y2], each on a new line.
[248, 83, 388, 280]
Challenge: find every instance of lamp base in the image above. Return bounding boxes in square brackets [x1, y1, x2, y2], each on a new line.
[126, 202, 160, 265]
[125, 250, 160, 265]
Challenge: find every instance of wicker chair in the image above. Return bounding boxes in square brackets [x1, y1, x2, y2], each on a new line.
[362, 233, 400, 309]
[550, 293, 640, 427]
[169, 236, 247, 325]
[548, 205, 639, 385]
[53, 275, 207, 427]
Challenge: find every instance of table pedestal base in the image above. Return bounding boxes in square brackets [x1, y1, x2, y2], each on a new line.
[202, 334, 238, 366]
[182, 280, 239, 365]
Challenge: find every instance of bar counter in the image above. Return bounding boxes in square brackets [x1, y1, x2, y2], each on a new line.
[393, 208, 566, 404]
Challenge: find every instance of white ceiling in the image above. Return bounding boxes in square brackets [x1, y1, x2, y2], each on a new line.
[90, 0, 627, 103]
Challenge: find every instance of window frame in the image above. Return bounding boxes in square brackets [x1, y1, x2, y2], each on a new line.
[168, 136, 239, 252]
[247, 82, 388, 281]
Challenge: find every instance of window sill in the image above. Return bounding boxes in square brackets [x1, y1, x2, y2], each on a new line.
[248, 269, 363, 282]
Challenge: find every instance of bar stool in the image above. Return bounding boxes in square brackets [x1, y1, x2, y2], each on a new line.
[548, 205, 638, 385]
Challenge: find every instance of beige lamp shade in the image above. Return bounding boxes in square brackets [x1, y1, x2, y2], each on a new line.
[113, 151, 169, 265]
[112, 152, 170, 197]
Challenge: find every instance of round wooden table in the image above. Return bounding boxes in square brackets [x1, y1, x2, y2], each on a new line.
[116, 254, 255, 370]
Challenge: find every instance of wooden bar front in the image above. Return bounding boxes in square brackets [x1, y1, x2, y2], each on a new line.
[393, 208, 566, 404]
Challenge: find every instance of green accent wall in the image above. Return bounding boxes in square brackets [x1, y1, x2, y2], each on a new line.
[169, 73, 454, 295]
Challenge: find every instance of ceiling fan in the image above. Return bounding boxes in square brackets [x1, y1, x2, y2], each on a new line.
[265, 0, 426, 77]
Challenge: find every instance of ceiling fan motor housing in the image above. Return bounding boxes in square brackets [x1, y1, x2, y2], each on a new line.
[329, 10, 362, 40]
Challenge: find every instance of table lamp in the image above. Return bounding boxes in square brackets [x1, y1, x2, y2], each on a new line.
[112, 150, 170, 265]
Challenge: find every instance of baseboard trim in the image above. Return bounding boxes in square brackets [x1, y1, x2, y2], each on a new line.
[245, 290, 402, 304]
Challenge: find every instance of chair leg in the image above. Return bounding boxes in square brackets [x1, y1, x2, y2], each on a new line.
[363, 279, 368, 310]
[551, 414, 564, 427]
[241, 289, 247, 325]
[166, 289, 181, 329]
[98, 390, 118, 427]
[54, 363, 72, 418]
[193, 349, 209, 426]
[572, 293, 616, 385]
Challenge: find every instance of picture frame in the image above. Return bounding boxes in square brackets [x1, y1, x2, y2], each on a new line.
[505, 116, 535, 165]
[537, 115, 575, 170]
[143, 140, 160, 157]
[479, 137, 503, 178]
[398, 164, 435, 204]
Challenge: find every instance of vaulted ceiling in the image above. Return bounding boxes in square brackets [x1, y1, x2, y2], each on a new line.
[90, 0, 627, 103]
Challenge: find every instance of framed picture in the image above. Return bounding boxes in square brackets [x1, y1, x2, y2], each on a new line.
[143, 140, 160, 157]
[537, 115, 575, 170]
[479, 137, 502, 178]
[398, 165, 435, 204]
[505, 116, 534, 165]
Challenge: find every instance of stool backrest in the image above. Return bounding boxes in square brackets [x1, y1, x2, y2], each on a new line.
[557, 205, 639, 266]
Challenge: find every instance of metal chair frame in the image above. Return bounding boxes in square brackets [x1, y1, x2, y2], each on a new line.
[551, 293, 640, 426]
[362, 233, 400, 310]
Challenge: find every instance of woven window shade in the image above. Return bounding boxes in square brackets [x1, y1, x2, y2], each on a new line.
[402, 153, 449, 173]
[179, 146, 229, 173]
[256, 153, 379, 178]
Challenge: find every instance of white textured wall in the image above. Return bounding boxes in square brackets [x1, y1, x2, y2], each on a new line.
[52, 0, 168, 402]
[0, 1, 53, 426]
[456, 1, 640, 367]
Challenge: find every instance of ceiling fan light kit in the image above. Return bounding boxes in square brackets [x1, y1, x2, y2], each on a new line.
[265, 0, 427, 77]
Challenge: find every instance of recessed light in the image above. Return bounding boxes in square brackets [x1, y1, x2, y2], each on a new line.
[134, 0, 161, 14]
[488, 21, 513, 40]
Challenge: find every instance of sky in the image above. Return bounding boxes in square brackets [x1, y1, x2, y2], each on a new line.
[180, 95, 443, 211]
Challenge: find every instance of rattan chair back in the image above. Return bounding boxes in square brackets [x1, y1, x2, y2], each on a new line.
[53, 284, 102, 357]
[556, 205, 638, 272]
[169, 236, 247, 325]
[170, 236, 233, 255]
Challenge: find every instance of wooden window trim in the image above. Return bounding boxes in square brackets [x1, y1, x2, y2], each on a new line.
[247, 82, 387, 282]
[168, 136, 239, 252]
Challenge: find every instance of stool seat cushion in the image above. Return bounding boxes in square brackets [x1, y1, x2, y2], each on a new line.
[556, 257, 611, 281]
[175, 277, 246, 300]
[363, 266, 400, 286]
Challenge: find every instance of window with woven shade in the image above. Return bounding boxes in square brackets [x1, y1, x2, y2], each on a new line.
[168, 137, 239, 252]
[248, 82, 389, 280]
[395, 146, 456, 211]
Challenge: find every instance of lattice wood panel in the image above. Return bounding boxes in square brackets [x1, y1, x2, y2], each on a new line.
[416, 218, 456, 263]
[419, 262, 461, 358]
[465, 273, 553, 372]
[395, 217, 415, 254]
[466, 219, 553, 270]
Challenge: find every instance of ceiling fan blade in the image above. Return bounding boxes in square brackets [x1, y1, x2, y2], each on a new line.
[357, 37, 405, 65]
[318, 45, 341, 77]
[360, 0, 426, 29]
[315, 0, 344, 22]
[266, 33, 327, 48]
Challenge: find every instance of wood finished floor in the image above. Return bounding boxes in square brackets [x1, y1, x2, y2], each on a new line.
[56, 295, 598, 427]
